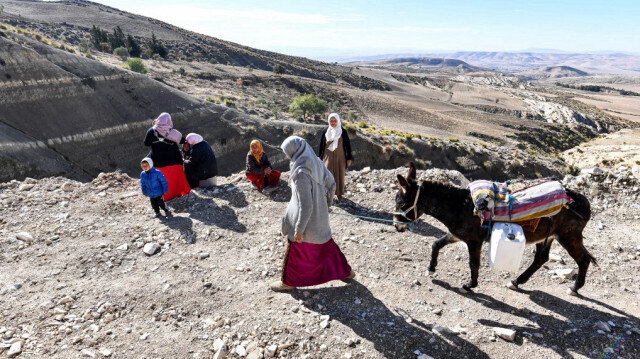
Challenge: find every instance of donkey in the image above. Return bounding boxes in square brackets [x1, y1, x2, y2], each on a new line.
[393, 163, 596, 296]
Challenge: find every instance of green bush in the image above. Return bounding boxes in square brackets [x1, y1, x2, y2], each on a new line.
[270, 105, 281, 119]
[289, 94, 327, 119]
[449, 137, 460, 142]
[113, 46, 129, 60]
[223, 98, 236, 107]
[357, 122, 368, 129]
[273, 64, 285, 74]
[125, 58, 147, 74]
[343, 122, 358, 133]
[255, 97, 267, 105]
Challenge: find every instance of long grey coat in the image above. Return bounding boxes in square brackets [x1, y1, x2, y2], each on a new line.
[281, 171, 336, 244]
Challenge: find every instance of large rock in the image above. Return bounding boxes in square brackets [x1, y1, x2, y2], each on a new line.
[493, 327, 516, 341]
[143, 243, 160, 256]
[7, 341, 23, 357]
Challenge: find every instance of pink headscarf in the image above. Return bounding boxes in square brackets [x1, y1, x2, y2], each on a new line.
[185, 133, 204, 146]
[153, 113, 183, 144]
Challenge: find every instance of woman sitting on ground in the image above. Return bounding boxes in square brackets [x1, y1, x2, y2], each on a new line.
[246, 140, 280, 194]
[183, 133, 218, 188]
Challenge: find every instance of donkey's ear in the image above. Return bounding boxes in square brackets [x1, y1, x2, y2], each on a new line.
[397, 174, 409, 193]
[408, 162, 417, 181]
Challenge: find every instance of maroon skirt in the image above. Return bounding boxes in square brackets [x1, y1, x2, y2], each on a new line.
[282, 238, 352, 287]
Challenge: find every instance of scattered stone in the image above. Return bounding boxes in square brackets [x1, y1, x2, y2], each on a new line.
[16, 232, 34, 243]
[61, 182, 74, 192]
[213, 339, 226, 352]
[493, 327, 516, 342]
[433, 326, 460, 335]
[116, 244, 128, 251]
[235, 345, 246, 357]
[595, 321, 611, 333]
[552, 268, 577, 279]
[81, 348, 96, 358]
[99, 348, 112, 357]
[18, 183, 35, 191]
[265, 344, 277, 358]
[197, 252, 210, 260]
[7, 341, 22, 357]
[143, 243, 160, 256]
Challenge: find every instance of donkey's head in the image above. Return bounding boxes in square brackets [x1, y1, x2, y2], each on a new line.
[394, 162, 424, 232]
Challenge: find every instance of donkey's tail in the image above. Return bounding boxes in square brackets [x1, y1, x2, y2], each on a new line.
[585, 247, 599, 269]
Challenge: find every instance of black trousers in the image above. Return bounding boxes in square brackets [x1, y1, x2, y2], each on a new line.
[150, 196, 167, 213]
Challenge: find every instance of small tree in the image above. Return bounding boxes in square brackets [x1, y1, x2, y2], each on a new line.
[109, 26, 126, 50]
[273, 64, 285, 74]
[289, 94, 327, 119]
[113, 46, 129, 60]
[126, 34, 141, 57]
[146, 33, 167, 58]
[0, 5, 4, 16]
[89, 25, 109, 50]
[125, 58, 147, 74]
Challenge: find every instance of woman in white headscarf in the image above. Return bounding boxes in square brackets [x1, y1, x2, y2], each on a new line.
[318, 113, 353, 200]
[272, 136, 355, 291]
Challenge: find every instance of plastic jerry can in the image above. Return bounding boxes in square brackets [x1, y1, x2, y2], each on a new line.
[489, 222, 527, 272]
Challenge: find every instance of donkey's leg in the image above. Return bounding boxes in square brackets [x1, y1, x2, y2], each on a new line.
[461, 240, 482, 293]
[509, 241, 552, 290]
[427, 233, 457, 276]
[557, 234, 592, 296]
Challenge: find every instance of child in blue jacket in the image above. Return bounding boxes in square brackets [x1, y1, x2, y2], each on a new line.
[140, 157, 171, 218]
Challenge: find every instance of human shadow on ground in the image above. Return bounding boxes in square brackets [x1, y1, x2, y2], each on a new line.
[290, 281, 489, 359]
[194, 184, 249, 208]
[334, 198, 445, 237]
[166, 192, 247, 237]
[432, 279, 640, 358]
[157, 215, 196, 243]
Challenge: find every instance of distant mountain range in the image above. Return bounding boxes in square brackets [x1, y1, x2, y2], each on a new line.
[346, 57, 484, 73]
[517, 66, 589, 80]
[333, 52, 640, 76]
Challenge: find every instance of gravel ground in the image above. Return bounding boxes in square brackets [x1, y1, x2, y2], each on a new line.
[1, 168, 639, 359]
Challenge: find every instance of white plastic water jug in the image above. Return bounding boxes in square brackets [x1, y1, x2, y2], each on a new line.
[489, 222, 526, 272]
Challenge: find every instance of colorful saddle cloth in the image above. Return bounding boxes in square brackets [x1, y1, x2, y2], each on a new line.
[469, 179, 573, 222]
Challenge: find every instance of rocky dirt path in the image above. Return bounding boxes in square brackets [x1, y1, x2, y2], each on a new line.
[1, 168, 639, 358]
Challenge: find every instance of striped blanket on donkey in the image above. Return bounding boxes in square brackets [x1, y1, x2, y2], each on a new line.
[469, 179, 573, 222]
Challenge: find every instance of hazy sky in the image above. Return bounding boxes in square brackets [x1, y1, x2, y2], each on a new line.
[93, 0, 639, 58]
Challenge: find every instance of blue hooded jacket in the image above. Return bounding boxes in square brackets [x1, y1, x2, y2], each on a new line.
[140, 157, 169, 198]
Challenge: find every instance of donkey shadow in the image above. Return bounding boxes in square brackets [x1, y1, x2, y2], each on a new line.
[335, 198, 445, 237]
[433, 280, 640, 358]
[290, 281, 489, 359]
